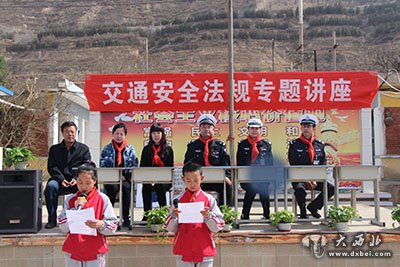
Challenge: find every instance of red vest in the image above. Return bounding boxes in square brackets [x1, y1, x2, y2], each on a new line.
[173, 190, 217, 262]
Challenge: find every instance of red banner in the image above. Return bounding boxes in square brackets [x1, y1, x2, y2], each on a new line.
[84, 71, 378, 112]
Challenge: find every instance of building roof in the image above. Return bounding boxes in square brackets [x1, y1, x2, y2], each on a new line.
[0, 85, 14, 96]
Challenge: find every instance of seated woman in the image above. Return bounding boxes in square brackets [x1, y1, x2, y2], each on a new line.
[100, 122, 138, 228]
[140, 123, 174, 220]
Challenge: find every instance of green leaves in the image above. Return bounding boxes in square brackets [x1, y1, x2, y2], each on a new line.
[144, 206, 169, 227]
[220, 205, 239, 225]
[4, 147, 36, 167]
[327, 206, 359, 227]
[270, 210, 295, 227]
[391, 203, 400, 228]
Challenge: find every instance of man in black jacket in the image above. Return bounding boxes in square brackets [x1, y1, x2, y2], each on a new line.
[184, 114, 232, 206]
[288, 114, 334, 219]
[44, 121, 91, 228]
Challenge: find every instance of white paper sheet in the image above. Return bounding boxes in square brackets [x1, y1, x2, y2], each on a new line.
[66, 207, 97, 236]
[178, 201, 205, 224]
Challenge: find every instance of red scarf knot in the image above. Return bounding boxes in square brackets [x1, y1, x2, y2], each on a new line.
[299, 134, 316, 164]
[247, 135, 262, 163]
[112, 139, 128, 167]
[199, 135, 214, 166]
[152, 145, 165, 167]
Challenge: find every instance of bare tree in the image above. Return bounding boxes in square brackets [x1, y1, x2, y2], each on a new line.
[0, 76, 63, 156]
[373, 47, 400, 73]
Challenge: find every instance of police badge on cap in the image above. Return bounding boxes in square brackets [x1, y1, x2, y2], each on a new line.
[247, 118, 262, 128]
[299, 114, 318, 126]
[197, 114, 217, 127]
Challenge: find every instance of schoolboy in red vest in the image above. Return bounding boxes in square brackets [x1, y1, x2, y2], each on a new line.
[165, 162, 224, 267]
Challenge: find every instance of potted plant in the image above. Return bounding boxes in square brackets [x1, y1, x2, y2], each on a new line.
[220, 205, 239, 232]
[327, 206, 359, 231]
[391, 203, 400, 228]
[4, 147, 36, 170]
[270, 210, 295, 232]
[144, 206, 169, 232]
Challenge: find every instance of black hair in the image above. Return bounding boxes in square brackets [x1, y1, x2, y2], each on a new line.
[61, 121, 78, 132]
[182, 162, 203, 176]
[112, 123, 128, 135]
[77, 161, 98, 186]
[149, 123, 167, 153]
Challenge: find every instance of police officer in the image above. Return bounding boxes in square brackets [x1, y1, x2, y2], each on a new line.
[288, 114, 335, 218]
[237, 118, 273, 220]
[184, 114, 232, 206]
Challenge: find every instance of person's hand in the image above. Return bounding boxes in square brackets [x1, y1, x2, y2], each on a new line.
[69, 178, 77, 186]
[225, 177, 232, 186]
[61, 179, 70, 188]
[74, 197, 87, 209]
[172, 208, 180, 218]
[200, 207, 210, 219]
[85, 219, 104, 229]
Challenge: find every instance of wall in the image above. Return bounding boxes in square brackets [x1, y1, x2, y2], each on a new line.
[0, 233, 398, 267]
[384, 107, 400, 155]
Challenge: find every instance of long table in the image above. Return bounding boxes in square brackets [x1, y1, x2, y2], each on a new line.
[333, 165, 383, 226]
[96, 165, 384, 228]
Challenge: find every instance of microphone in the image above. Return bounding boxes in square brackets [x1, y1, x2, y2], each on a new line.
[173, 198, 179, 208]
[76, 193, 88, 210]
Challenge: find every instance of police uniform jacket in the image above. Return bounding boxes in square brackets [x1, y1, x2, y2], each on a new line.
[184, 138, 230, 167]
[288, 138, 326, 166]
[237, 139, 273, 166]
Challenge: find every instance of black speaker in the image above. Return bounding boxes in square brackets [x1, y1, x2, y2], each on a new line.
[0, 170, 42, 233]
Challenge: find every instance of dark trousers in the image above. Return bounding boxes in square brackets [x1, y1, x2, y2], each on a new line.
[104, 180, 131, 224]
[292, 181, 335, 210]
[202, 183, 233, 206]
[44, 179, 78, 223]
[142, 183, 171, 212]
[241, 183, 270, 218]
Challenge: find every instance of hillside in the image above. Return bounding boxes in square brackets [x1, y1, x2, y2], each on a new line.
[0, 0, 399, 88]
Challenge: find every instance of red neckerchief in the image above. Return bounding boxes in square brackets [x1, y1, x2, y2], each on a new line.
[300, 134, 315, 164]
[152, 145, 165, 167]
[247, 135, 262, 163]
[186, 187, 201, 202]
[199, 135, 214, 166]
[112, 139, 128, 167]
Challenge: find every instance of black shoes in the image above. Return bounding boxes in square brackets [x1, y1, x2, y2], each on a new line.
[307, 205, 321, 219]
[299, 206, 307, 218]
[123, 219, 131, 227]
[240, 214, 250, 220]
[45, 221, 57, 229]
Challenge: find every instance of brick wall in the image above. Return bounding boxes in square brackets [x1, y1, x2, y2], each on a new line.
[385, 108, 400, 155]
[0, 233, 399, 267]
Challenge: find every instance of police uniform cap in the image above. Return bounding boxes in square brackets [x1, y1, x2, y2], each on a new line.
[197, 114, 217, 127]
[299, 114, 318, 126]
[247, 118, 262, 128]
